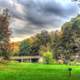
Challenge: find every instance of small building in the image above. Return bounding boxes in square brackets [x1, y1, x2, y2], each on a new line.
[10, 56, 41, 63]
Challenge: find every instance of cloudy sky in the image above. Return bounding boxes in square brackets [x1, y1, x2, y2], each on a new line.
[0, 0, 79, 42]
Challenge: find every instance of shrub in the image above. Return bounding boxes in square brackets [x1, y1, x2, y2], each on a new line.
[42, 51, 53, 64]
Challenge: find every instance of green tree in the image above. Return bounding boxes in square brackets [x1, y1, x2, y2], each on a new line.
[50, 31, 62, 60]
[28, 30, 51, 56]
[19, 40, 31, 56]
[60, 16, 80, 63]
[36, 30, 51, 46]
[39, 45, 53, 64]
[51, 15, 80, 63]
[29, 36, 41, 56]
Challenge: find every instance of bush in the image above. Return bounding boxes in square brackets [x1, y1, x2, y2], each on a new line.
[42, 51, 53, 64]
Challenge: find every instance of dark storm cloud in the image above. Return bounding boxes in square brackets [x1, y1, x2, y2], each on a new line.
[0, 0, 79, 39]
[17, 0, 79, 26]
[0, 0, 25, 20]
[0, 0, 79, 26]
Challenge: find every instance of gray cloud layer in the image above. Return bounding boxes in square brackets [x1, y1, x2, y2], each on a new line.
[17, 0, 79, 26]
[0, 0, 79, 40]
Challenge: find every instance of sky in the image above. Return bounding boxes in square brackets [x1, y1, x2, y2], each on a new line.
[0, 0, 79, 42]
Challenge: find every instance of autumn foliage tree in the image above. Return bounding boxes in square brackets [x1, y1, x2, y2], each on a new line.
[0, 8, 11, 59]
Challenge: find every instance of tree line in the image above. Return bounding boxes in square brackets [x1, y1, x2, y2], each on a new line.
[10, 15, 80, 63]
[0, 8, 80, 63]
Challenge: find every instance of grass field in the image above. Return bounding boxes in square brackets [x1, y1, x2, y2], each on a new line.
[0, 62, 80, 80]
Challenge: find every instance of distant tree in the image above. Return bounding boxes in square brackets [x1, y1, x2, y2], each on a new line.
[26, 30, 51, 56]
[0, 8, 11, 60]
[30, 42, 40, 56]
[10, 42, 20, 56]
[42, 51, 53, 64]
[19, 40, 31, 56]
[50, 31, 62, 59]
[36, 30, 51, 47]
[39, 45, 53, 64]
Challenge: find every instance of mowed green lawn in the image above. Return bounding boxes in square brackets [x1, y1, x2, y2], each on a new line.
[0, 62, 80, 80]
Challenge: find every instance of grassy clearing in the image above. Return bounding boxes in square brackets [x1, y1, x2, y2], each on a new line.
[0, 62, 80, 80]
